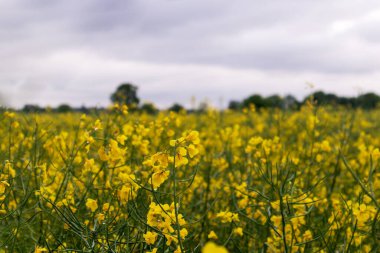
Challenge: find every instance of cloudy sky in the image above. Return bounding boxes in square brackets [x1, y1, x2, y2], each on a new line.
[1, 0, 380, 108]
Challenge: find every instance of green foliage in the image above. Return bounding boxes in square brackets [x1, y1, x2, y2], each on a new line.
[22, 104, 45, 113]
[228, 101, 241, 110]
[356, 93, 380, 109]
[168, 103, 185, 112]
[56, 104, 73, 113]
[140, 102, 158, 114]
[110, 83, 140, 106]
[233, 91, 380, 110]
[242, 94, 269, 109]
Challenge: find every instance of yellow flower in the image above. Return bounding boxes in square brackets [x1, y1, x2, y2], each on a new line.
[98, 147, 109, 161]
[96, 213, 105, 223]
[186, 131, 200, 144]
[85, 198, 98, 212]
[302, 230, 313, 241]
[167, 129, 175, 137]
[173, 153, 189, 167]
[170, 140, 177, 147]
[34, 246, 48, 253]
[165, 234, 178, 246]
[216, 211, 239, 223]
[146, 248, 158, 253]
[4, 111, 15, 118]
[93, 119, 102, 131]
[151, 170, 170, 189]
[177, 147, 187, 156]
[102, 203, 113, 212]
[233, 227, 243, 237]
[143, 231, 158, 245]
[174, 246, 182, 253]
[320, 140, 331, 152]
[180, 228, 188, 239]
[118, 185, 133, 204]
[170, 137, 185, 147]
[117, 134, 127, 145]
[0, 181, 10, 194]
[208, 231, 218, 240]
[202, 242, 228, 253]
[187, 144, 199, 158]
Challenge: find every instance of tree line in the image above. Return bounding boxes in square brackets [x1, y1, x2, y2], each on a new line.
[15, 83, 380, 113]
[228, 91, 380, 110]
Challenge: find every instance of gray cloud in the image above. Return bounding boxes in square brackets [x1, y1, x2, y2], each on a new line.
[0, 0, 380, 107]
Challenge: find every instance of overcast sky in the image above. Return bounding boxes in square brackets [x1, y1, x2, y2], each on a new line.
[1, 0, 380, 108]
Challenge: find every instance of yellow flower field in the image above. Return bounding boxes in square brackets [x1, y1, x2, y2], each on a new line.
[0, 103, 379, 252]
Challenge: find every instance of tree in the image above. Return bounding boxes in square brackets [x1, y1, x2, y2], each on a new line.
[140, 102, 158, 114]
[283, 95, 299, 109]
[168, 103, 185, 112]
[110, 83, 140, 106]
[228, 101, 241, 110]
[337, 97, 356, 107]
[242, 94, 268, 109]
[22, 104, 45, 113]
[356, 93, 380, 109]
[265, 95, 284, 108]
[56, 104, 72, 113]
[303, 91, 338, 105]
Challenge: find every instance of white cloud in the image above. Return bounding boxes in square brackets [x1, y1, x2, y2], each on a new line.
[1, 50, 380, 108]
[0, 0, 380, 108]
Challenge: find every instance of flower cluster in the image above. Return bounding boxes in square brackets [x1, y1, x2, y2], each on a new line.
[145, 202, 188, 249]
[0, 105, 379, 252]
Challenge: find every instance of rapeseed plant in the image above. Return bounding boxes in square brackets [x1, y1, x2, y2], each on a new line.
[0, 104, 378, 252]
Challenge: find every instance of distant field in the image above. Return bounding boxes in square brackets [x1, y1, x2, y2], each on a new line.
[0, 104, 379, 252]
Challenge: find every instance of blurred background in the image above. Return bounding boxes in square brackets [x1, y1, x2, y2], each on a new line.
[1, 0, 380, 109]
